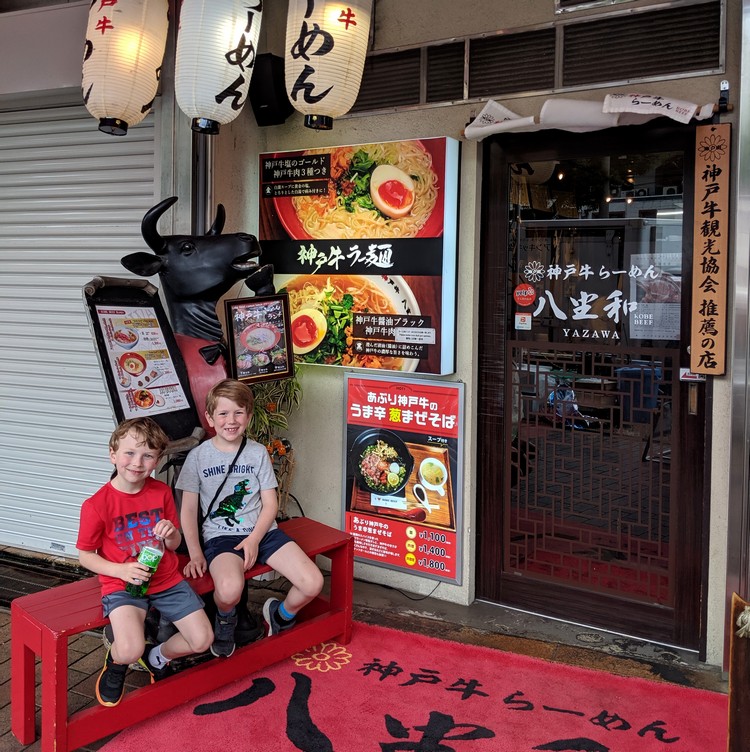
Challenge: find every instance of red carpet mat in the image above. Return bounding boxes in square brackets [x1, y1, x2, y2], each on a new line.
[101, 622, 726, 752]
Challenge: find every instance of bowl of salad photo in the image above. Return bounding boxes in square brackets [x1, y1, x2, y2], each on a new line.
[350, 428, 414, 496]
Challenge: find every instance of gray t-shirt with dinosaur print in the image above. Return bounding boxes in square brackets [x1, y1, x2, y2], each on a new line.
[176, 438, 278, 543]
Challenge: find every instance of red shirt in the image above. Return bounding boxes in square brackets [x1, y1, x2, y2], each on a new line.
[77, 477, 183, 597]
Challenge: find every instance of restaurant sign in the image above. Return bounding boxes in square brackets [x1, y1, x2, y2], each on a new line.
[258, 137, 459, 375]
[343, 374, 464, 584]
[691, 123, 730, 375]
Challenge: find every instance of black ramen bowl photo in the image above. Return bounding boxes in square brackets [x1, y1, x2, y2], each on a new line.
[350, 428, 415, 496]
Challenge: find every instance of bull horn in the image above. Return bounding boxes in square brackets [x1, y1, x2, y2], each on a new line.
[207, 204, 226, 236]
[141, 196, 179, 253]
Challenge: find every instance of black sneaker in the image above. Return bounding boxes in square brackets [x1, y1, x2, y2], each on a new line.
[262, 598, 296, 637]
[211, 610, 237, 657]
[236, 607, 264, 646]
[136, 643, 164, 682]
[95, 649, 128, 707]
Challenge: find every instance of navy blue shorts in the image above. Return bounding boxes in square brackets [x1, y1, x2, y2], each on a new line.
[203, 527, 293, 567]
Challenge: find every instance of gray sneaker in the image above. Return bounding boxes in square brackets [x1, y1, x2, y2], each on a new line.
[262, 598, 295, 637]
[211, 610, 237, 657]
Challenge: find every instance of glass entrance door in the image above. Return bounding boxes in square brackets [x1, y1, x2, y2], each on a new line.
[477, 125, 706, 649]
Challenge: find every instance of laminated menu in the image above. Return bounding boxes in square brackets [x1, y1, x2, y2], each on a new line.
[95, 305, 190, 419]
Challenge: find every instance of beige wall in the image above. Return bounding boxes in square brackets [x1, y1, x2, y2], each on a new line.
[212, 0, 738, 664]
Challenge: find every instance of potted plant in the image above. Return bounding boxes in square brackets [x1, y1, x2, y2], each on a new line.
[245, 369, 303, 516]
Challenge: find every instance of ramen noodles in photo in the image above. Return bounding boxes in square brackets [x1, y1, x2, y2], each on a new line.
[291, 141, 439, 239]
[283, 274, 405, 371]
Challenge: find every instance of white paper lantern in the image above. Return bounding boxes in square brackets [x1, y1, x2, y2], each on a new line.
[175, 0, 263, 135]
[82, 0, 169, 136]
[285, 0, 372, 130]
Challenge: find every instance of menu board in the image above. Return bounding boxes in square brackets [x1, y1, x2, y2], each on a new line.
[259, 137, 459, 376]
[95, 305, 191, 419]
[343, 373, 464, 584]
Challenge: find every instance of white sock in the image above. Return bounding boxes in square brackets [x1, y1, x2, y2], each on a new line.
[148, 644, 170, 668]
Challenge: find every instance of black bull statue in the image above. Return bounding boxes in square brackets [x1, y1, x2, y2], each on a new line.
[121, 196, 275, 433]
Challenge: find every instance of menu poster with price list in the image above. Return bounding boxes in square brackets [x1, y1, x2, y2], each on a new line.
[343, 373, 464, 584]
[95, 305, 190, 419]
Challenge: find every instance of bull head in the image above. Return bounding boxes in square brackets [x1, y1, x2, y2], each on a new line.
[121, 196, 274, 342]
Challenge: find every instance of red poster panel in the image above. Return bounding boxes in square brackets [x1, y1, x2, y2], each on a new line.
[343, 374, 464, 584]
[259, 137, 459, 375]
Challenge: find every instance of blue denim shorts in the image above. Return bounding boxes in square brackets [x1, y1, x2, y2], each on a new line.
[203, 527, 293, 567]
[102, 579, 205, 622]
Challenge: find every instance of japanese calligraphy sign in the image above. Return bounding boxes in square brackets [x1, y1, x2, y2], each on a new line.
[343, 374, 464, 583]
[516, 218, 683, 344]
[259, 137, 459, 375]
[691, 123, 730, 374]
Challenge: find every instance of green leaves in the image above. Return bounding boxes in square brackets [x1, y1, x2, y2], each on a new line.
[245, 368, 303, 447]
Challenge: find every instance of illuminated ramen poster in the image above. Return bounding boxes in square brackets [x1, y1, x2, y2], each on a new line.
[342, 373, 464, 584]
[258, 137, 459, 375]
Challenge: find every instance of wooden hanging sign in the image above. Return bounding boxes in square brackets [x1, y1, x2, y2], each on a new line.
[691, 123, 731, 375]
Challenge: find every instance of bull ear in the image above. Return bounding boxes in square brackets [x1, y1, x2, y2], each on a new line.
[121, 252, 164, 277]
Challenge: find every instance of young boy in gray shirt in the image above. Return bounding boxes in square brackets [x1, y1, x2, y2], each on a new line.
[178, 379, 323, 657]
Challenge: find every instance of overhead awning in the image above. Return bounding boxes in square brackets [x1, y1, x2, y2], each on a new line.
[464, 94, 716, 141]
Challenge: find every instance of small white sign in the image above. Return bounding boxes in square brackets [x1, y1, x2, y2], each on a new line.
[515, 312, 533, 330]
[370, 493, 407, 510]
[680, 368, 706, 382]
[393, 327, 436, 344]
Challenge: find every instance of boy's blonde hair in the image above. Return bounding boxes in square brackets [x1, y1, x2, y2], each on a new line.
[205, 378, 254, 415]
[109, 418, 170, 454]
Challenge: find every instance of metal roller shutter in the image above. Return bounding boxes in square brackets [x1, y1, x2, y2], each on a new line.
[0, 102, 158, 558]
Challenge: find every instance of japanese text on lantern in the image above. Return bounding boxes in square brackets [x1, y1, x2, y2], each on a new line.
[217, 2, 262, 111]
[691, 123, 730, 375]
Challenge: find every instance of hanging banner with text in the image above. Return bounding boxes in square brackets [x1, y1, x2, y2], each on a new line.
[691, 123, 730, 374]
[258, 137, 459, 376]
[343, 374, 464, 584]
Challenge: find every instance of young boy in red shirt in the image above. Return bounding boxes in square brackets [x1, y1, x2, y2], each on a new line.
[77, 417, 213, 707]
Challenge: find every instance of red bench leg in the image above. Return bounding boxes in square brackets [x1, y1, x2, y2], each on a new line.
[41, 629, 69, 752]
[327, 538, 354, 643]
[10, 610, 37, 744]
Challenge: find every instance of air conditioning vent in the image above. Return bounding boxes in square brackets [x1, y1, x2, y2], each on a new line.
[351, 49, 421, 112]
[563, 2, 721, 86]
[469, 29, 556, 99]
[350, 0, 723, 116]
[427, 42, 465, 103]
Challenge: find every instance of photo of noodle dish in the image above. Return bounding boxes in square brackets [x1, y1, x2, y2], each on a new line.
[276, 140, 442, 240]
[350, 428, 414, 495]
[278, 274, 420, 372]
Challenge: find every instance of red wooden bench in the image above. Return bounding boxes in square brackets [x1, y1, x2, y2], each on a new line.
[11, 517, 353, 752]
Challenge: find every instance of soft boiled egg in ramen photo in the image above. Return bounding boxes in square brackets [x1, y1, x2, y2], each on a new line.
[369, 164, 415, 219]
[291, 308, 328, 355]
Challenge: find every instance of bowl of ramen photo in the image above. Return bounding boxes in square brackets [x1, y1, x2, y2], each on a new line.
[279, 273, 420, 372]
[240, 323, 280, 352]
[350, 428, 414, 495]
[272, 139, 444, 240]
[119, 352, 147, 376]
[113, 327, 139, 349]
[132, 389, 155, 409]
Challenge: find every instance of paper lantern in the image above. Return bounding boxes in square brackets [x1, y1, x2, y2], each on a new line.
[82, 0, 169, 136]
[175, 0, 263, 135]
[285, 0, 373, 130]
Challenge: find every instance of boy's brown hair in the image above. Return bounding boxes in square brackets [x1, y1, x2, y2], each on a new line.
[205, 378, 254, 415]
[109, 417, 170, 455]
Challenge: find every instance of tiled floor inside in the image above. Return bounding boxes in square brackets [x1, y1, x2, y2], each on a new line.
[0, 550, 728, 752]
